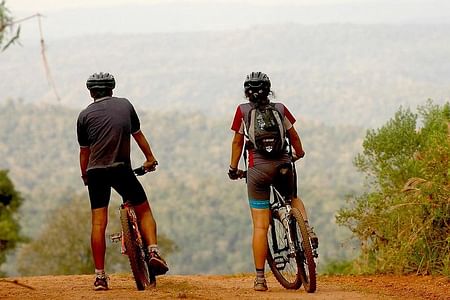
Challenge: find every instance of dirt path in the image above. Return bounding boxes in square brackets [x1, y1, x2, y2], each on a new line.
[1, 274, 449, 299]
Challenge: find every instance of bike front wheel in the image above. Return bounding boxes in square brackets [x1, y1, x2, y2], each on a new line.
[120, 206, 151, 290]
[290, 207, 316, 293]
[267, 213, 302, 289]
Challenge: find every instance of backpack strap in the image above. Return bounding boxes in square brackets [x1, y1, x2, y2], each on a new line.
[238, 103, 253, 174]
[270, 104, 286, 147]
[248, 108, 257, 147]
[239, 102, 253, 138]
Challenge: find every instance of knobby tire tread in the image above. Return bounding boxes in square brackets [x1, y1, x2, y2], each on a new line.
[290, 207, 317, 293]
[120, 207, 150, 290]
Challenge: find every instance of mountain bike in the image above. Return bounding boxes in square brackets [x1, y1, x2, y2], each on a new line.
[110, 164, 157, 290]
[240, 162, 318, 292]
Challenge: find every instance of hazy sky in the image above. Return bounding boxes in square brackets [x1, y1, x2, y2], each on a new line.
[7, 0, 450, 39]
[9, 0, 378, 12]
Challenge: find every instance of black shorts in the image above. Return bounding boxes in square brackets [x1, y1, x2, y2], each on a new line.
[86, 164, 147, 209]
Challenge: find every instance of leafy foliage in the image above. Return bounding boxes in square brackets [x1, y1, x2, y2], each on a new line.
[0, 1, 20, 51]
[0, 170, 24, 276]
[16, 195, 176, 276]
[337, 101, 450, 275]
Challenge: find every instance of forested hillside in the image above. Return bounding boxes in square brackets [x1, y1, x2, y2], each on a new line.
[2, 22, 449, 277]
[0, 101, 363, 275]
[1, 24, 450, 128]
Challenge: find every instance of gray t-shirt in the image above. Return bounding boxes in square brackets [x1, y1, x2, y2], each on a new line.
[77, 96, 140, 170]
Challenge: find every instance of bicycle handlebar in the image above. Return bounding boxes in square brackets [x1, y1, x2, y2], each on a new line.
[237, 157, 300, 180]
[133, 161, 158, 176]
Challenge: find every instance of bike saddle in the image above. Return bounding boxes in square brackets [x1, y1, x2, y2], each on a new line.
[276, 162, 292, 176]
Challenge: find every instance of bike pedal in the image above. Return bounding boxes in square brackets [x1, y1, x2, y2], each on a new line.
[274, 256, 287, 270]
[110, 232, 122, 243]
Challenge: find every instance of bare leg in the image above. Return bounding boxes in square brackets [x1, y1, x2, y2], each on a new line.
[91, 207, 108, 270]
[133, 200, 157, 246]
[250, 208, 270, 269]
[134, 200, 168, 275]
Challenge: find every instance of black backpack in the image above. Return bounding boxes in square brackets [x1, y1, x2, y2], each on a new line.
[245, 102, 286, 156]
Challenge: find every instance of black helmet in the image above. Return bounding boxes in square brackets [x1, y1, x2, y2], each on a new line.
[244, 72, 271, 103]
[86, 72, 116, 90]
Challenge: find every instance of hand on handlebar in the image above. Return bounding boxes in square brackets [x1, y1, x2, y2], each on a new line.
[134, 160, 158, 176]
[143, 160, 158, 171]
[292, 150, 305, 162]
[228, 166, 246, 180]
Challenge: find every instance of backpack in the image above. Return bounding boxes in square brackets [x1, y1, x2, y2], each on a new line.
[244, 102, 286, 156]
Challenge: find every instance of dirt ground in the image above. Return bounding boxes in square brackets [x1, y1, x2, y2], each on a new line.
[0, 273, 449, 300]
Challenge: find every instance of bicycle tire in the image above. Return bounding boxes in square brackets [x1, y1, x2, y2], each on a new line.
[120, 206, 151, 290]
[290, 207, 316, 293]
[266, 213, 302, 289]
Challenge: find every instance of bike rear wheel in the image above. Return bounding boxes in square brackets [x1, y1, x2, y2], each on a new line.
[120, 206, 151, 290]
[290, 207, 316, 293]
[267, 213, 302, 289]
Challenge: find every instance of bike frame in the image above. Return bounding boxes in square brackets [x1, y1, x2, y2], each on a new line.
[261, 161, 317, 292]
[270, 187, 297, 258]
[110, 165, 158, 290]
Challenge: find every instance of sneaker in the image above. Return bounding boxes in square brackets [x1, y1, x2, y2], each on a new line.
[254, 278, 268, 291]
[148, 251, 169, 275]
[305, 223, 319, 249]
[93, 275, 109, 291]
[148, 275, 157, 288]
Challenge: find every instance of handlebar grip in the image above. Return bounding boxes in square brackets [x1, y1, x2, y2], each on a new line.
[240, 170, 247, 179]
[133, 166, 147, 176]
[133, 161, 158, 176]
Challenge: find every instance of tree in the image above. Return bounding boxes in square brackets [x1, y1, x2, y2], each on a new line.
[0, 1, 20, 51]
[337, 101, 450, 275]
[0, 170, 24, 276]
[17, 195, 177, 276]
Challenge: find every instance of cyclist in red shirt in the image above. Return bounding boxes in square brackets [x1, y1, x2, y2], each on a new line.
[228, 72, 318, 291]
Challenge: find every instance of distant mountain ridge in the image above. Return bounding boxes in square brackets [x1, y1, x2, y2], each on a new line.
[2, 23, 450, 127]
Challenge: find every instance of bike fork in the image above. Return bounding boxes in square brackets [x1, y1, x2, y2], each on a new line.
[279, 209, 296, 257]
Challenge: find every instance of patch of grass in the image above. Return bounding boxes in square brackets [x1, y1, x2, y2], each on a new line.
[321, 260, 355, 275]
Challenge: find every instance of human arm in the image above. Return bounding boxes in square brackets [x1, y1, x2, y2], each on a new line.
[228, 132, 245, 180]
[230, 132, 245, 169]
[79, 147, 91, 185]
[77, 113, 91, 184]
[287, 126, 305, 161]
[132, 130, 158, 169]
[281, 104, 305, 160]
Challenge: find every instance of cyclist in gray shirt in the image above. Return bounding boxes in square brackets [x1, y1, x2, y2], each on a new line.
[77, 72, 168, 290]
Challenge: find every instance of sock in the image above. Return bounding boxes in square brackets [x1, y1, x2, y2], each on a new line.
[256, 268, 265, 279]
[95, 269, 105, 277]
[148, 244, 160, 254]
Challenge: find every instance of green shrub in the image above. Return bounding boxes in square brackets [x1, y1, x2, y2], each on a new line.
[337, 101, 450, 276]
